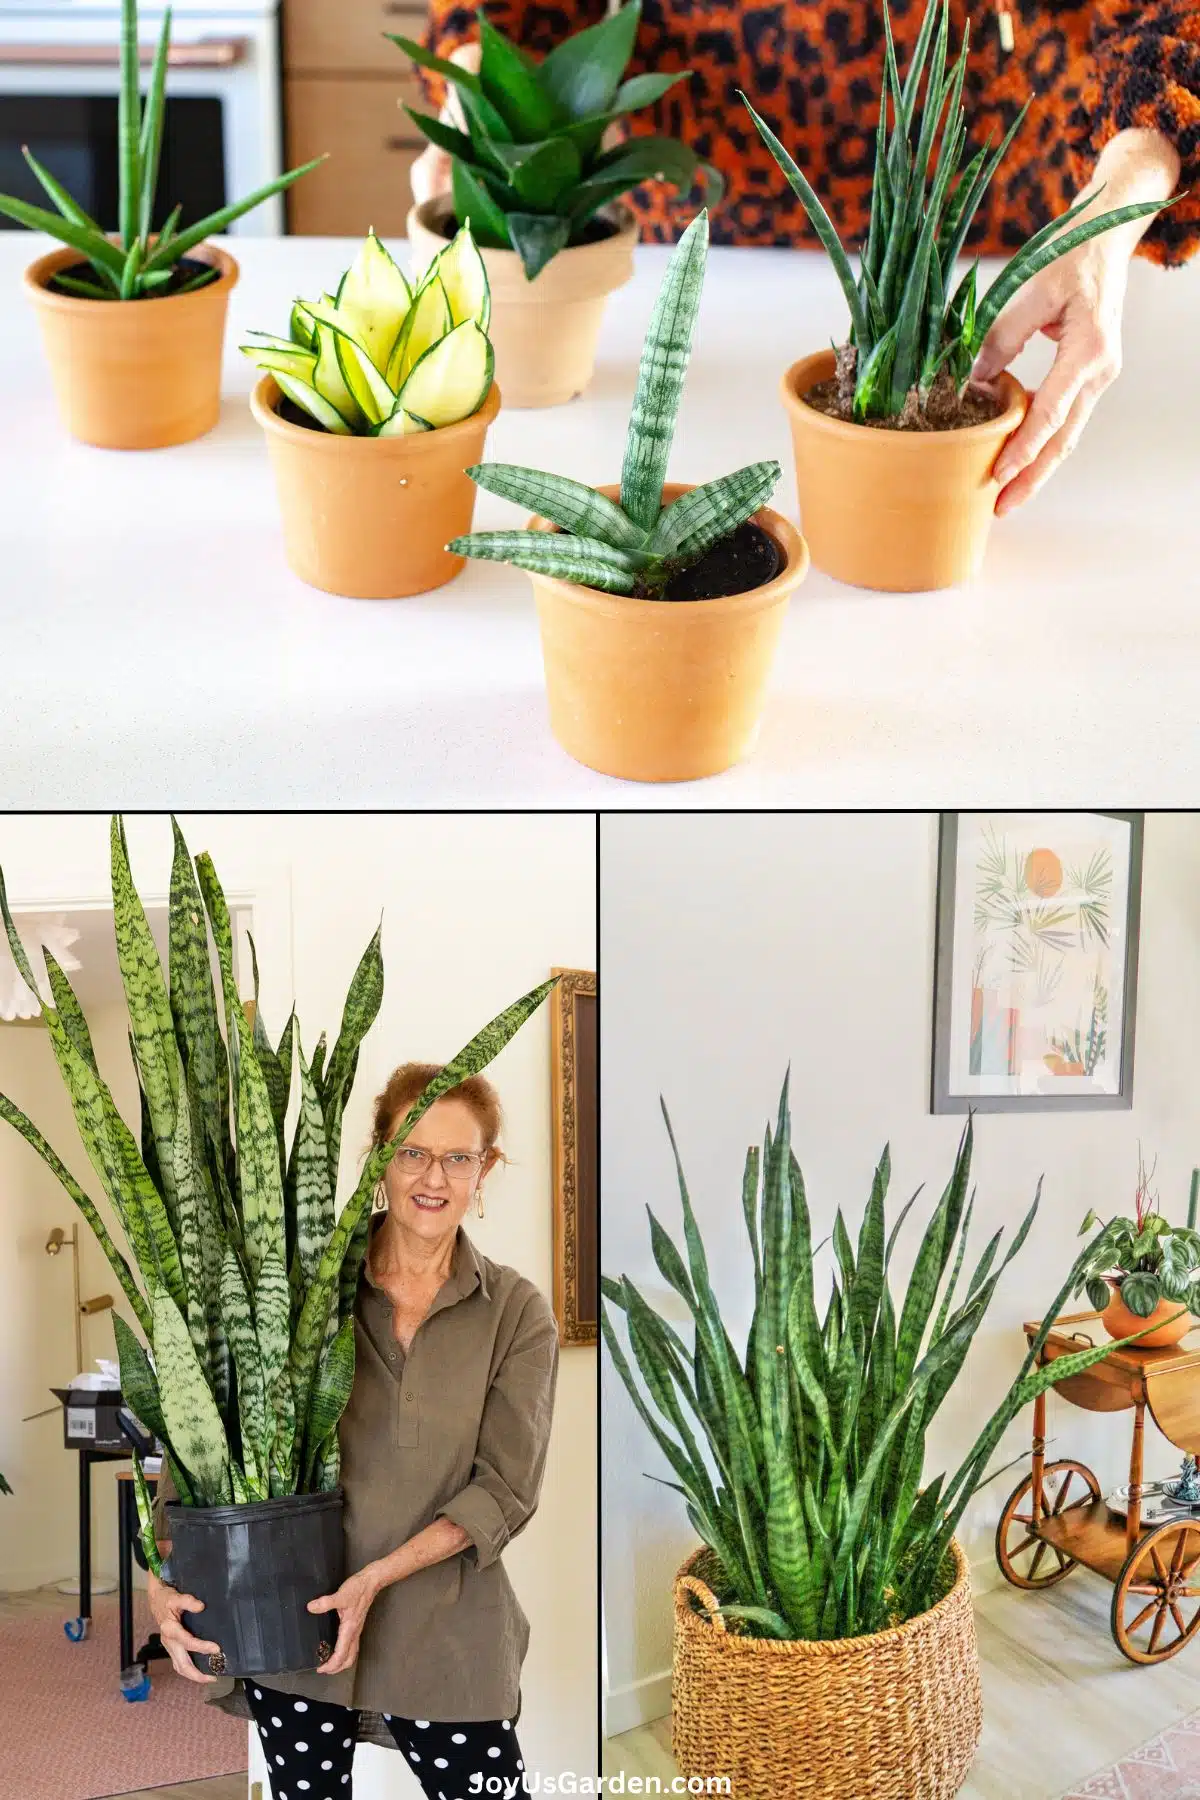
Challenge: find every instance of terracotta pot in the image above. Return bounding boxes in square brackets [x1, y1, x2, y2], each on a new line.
[780, 349, 1028, 592]
[1101, 1280, 1195, 1349]
[527, 483, 809, 783]
[407, 197, 636, 409]
[24, 242, 238, 449]
[251, 375, 500, 600]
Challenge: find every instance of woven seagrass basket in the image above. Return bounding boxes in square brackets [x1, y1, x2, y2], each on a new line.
[671, 1538, 982, 1800]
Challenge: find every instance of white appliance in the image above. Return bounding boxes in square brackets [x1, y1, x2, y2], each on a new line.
[0, 0, 285, 236]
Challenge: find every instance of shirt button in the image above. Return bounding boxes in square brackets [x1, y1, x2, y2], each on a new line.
[405, 1391, 414, 1401]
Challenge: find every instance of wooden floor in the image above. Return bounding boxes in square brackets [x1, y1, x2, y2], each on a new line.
[604, 1568, 1200, 1800]
[0, 1587, 247, 1800]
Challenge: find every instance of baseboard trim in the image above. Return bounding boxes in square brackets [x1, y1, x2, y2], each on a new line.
[603, 1668, 672, 1739]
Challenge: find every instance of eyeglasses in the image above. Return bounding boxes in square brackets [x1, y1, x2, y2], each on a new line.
[391, 1146, 486, 1182]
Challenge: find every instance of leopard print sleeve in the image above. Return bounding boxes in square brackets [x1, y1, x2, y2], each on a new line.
[418, 1, 607, 109]
[1073, 2, 1200, 266]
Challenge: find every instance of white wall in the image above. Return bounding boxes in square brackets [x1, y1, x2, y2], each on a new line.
[600, 811, 1200, 1734]
[0, 813, 597, 1795]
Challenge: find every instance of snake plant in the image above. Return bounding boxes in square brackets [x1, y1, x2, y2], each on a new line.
[0, 0, 321, 300]
[449, 211, 780, 594]
[0, 818, 553, 1574]
[391, 1, 719, 281]
[242, 227, 493, 435]
[743, 0, 1170, 422]
[603, 1081, 1156, 1642]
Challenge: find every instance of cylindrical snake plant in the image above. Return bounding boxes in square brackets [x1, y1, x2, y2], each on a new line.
[603, 1077, 1154, 1641]
[448, 210, 781, 594]
[743, 0, 1173, 422]
[0, 0, 322, 301]
[0, 818, 553, 1572]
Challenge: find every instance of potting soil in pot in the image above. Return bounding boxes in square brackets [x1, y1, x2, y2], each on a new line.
[805, 350, 1006, 431]
[50, 257, 217, 299]
[634, 522, 783, 602]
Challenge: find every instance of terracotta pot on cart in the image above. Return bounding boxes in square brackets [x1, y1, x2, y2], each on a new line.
[996, 1305, 1200, 1665]
[672, 1541, 982, 1800]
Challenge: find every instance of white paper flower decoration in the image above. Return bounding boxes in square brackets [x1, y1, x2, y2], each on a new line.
[0, 917, 82, 1021]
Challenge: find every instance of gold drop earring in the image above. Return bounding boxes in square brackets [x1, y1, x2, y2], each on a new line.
[475, 1184, 486, 1219]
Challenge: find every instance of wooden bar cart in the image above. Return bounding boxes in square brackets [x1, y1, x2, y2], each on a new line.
[996, 1309, 1200, 1664]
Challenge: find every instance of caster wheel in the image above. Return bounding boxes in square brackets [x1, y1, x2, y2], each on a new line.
[120, 1665, 151, 1702]
[63, 1616, 90, 1642]
[995, 1460, 1100, 1588]
[1112, 1519, 1200, 1664]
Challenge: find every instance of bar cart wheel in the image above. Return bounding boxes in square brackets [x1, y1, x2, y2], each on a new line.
[1111, 1519, 1200, 1665]
[64, 1615, 90, 1642]
[996, 1461, 1101, 1588]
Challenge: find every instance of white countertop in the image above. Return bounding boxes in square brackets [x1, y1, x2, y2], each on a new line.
[2, 231, 1196, 808]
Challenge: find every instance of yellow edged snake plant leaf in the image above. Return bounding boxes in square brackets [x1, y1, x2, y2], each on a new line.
[742, 0, 1173, 420]
[602, 1078, 1168, 1642]
[0, 819, 554, 1509]
[243, 228, 492, 436]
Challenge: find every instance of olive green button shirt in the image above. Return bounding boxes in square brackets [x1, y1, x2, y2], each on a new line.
[156, 1223, 560, 1738]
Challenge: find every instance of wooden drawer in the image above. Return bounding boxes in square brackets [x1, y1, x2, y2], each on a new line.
[286, 76, 424, 237]
[284, 0, 426, 76]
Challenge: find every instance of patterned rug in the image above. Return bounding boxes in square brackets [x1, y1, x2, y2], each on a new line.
[1063, 1713, 1200, 1799]
[0, 1592, 248, 1798]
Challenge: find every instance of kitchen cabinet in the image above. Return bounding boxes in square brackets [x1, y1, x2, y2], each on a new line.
[283, 0, 426, 235]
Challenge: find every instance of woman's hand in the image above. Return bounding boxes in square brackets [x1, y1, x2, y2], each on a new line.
[972, 127, 1181, 516]
[147, 1568, 221, 1685]
[309, 1565, 383, 1676]
[411, 43, 482, 206]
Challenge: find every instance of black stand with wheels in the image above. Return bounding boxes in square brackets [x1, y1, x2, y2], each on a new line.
[63, 1444, 128, 1644]
[117, 1469, 168, 1700]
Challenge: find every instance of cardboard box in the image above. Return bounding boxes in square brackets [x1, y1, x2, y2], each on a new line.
[51, 1386, 130, 1454]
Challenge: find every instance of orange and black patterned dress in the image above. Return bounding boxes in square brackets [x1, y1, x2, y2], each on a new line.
[418, 1, 1200, 267]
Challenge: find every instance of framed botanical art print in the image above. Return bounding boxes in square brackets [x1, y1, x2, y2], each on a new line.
[931, 812, 1143, 1114]
[550, 967, 597, 1345]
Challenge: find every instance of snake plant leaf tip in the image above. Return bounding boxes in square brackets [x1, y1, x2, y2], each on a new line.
[0, 0, 322, 301]
[241, 225, 494, 437]
[391, 0, 722, 281]
[743, 0, 1173, 422]
[0, 816, 554, 1535]
[448, 209, 780, 594]
[602, 1078, 1156, 1642]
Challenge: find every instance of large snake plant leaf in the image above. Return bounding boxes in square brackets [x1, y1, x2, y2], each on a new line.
[112, 1312, 168, 1444]
[169, 1074, 211, 1376]
[287, 979, 558, 1433]
[256, 1247, 292, 1424]
[152, 1282, 232, 1506]
[132, 1457, 164, 1578]
[648, 462, 781, 560]
[619, 210, 710, 534]
[335, 229, 412, 369]
[477, 14, 562, 139]
[447, 530, 641, 594]
[112, 818, 179, 1212]
[302, 1315, 357, 1487]
[196, 852, 285, 1285]
[0, 1090, 150, 1332]
[466, 465, 649, 551]
[220, 1248, 269, 1497]
[320, 922, 383, 1155]
[168, 819, 231, 1172]
[291, 1036, 336, 1288]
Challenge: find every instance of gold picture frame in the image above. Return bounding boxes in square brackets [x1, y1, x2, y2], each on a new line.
[550, 968, 597, 1347]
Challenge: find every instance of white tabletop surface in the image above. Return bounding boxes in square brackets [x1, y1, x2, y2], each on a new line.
[2, 231, 1196, 809]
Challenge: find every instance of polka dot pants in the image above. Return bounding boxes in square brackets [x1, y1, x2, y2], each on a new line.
[245, 1681, 526, 1800]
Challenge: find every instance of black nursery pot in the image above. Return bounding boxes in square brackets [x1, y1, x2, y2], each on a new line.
[164, 1488, 345, 1677]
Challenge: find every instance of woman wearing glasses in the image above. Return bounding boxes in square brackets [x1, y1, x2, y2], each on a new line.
[147, 1064, 559, 1800]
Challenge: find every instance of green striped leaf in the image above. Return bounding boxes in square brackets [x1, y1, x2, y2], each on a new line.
[620, 210, 709, 533]
[290, 1035, 336, 1288]
[648, 462, 781, 560]
[465, 464, 648, 552]
[132, 1457, 164, 1577]
[112, 817, 179, 1209]
[117, 0, 140, 249]
[151, 1283, 231, 1505]
[112, 1312, 167, 1442]
[288, 979, 556, 1440]
[320, 923, 383, 1192]
[168, 819, 231, 1187]
[220, 1248, 268, 1496]
[449, 530, 641, 593]
[303, 1315, 356, 1485]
